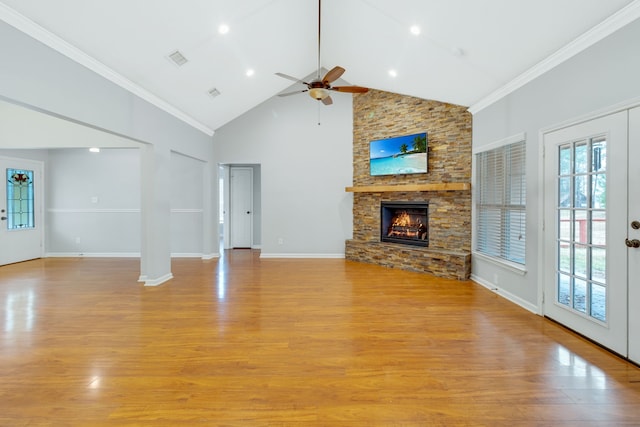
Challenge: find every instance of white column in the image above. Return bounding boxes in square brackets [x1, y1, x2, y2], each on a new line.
[139, 143, 172, 286]
[201, 160, 219, 259]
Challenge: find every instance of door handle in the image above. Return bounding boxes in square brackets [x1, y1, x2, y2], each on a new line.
[625, 238, 640, 248]
[246, 211, 251, 214]
[0, 216, 6, 221]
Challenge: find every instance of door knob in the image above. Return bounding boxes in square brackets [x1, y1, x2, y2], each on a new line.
[625, 238, 640, 248]
[632, 221, 640, 230]
[0, 216, 6, 221]
[246, 211, 251, 214]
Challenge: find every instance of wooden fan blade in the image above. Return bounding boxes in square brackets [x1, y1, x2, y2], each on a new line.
[322, 66, 345, 84]
[275, 72, 307, 85]
[321, 95, 333, 105]
[331, 86, 369, 93]
[277, 90, 308, 97]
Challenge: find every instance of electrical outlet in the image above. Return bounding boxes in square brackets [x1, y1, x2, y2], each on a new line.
[277, 237, 284, 245]
[493, 273, 499, 285]
[91, 196, 98, 204]
[75, 237, 81, 244]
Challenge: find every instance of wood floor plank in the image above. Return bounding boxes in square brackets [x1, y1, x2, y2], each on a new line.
[1, 251, 639, 425]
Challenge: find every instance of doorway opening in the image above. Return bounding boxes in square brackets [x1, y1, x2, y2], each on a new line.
[218, 164, 262, 251]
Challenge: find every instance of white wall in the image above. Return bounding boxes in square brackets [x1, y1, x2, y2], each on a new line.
[2, 146, 210, 258]
[170, 151, 204, 256]
[0, 20, 216, 284]
[0, 149, 48, 162]
[472, 19, 640, 310]
[214, 85, 353, 257]
[46, 148, 141, 256]
[0, 100, 141, 150]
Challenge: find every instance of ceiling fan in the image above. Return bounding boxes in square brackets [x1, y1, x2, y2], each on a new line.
[275, 0, 368, 105]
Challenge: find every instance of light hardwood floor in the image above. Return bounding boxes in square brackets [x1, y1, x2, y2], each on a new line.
[1, 251, 639, 426]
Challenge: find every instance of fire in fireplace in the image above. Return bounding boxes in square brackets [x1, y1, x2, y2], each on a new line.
[380, 202, 429, 247]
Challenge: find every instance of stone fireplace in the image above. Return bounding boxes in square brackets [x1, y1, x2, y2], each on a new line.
[380, 201, 429, 247]
[345, 89, 472, 280]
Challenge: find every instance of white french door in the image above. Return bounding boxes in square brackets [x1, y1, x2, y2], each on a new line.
[543, 111, 630, 357]
[0, 157, 44, 266]
[627, 106, 640, 363]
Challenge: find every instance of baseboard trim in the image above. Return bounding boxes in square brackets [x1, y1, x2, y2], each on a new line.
[46, 252, 222, 260]
[46, 252, 140, 258]
[471, 274, 539, 314]
[171, 253, 204, 258]
[260, 253, 345, 259]
[142, 273, 173, 287]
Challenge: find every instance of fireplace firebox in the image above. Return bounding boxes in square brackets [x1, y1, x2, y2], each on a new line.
[380, 201, 429, 247]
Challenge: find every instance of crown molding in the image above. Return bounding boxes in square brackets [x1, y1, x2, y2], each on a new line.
[0, 3, 215, 136]
[468, 0, 640, 115]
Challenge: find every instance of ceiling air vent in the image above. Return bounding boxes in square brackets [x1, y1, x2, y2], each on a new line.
[208, 88, 221, 99]
[167, 50, 188, 67]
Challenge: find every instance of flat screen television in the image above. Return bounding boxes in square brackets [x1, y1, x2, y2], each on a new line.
[369, 132, 428, 176]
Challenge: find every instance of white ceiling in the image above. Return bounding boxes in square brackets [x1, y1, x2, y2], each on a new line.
[0, 0, 637, 134]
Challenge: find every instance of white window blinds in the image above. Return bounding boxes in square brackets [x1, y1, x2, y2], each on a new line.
[475, 140, 526, 264]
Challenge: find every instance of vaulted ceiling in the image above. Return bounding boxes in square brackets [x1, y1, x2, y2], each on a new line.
[0, 0, 637, 135]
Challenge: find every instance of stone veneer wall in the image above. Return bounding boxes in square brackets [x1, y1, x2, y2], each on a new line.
[345, 89, 472, 279]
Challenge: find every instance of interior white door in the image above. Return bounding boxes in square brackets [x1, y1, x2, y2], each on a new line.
[0, 157, 44, 266]
[230, 167, 253, 248]
[628, 106, 640, 364]
[543, 111, 628, 356]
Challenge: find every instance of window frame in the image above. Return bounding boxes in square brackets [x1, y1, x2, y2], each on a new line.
[473, 133, 527, 270]
[6, 168, 36, 231]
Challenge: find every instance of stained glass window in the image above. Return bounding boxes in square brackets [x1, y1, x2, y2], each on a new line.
[6, 168, 35, 230]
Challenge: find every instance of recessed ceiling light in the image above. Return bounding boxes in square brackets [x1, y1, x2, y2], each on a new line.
[89, 147, 100, 153]
[410, 25, 421, 36]
[246, 69, 255, 77]
[388, 69, 398, 78]
[218, 24, 230, 35]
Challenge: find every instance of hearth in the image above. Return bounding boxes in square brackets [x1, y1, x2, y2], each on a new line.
[380, 201, 429, 247]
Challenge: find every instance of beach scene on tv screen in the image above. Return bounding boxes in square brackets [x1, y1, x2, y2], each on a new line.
[369, 132, 427, 176]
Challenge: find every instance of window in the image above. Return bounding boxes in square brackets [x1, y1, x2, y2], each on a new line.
[556, 136, 607, 321]
[475, 139, 526, 265]
[6, 168, 35, 230]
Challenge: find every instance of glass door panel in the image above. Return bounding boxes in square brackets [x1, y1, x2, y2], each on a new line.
[555, 136, 607, 322]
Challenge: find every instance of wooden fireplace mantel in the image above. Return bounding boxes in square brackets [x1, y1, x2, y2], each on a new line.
[345, 183, 470, 193]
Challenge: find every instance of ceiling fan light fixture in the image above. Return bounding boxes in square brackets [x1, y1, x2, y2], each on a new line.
[274, 0, 368, 106]
[309, 87, 329, 100]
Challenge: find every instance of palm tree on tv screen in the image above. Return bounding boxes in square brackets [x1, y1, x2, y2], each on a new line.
[413, 135, 427, 153]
